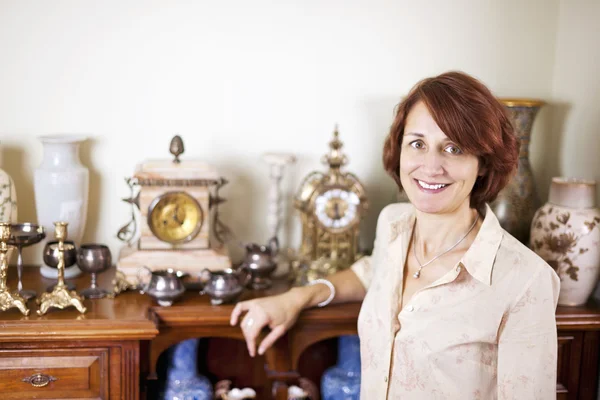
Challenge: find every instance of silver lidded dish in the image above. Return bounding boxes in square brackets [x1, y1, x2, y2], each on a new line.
[138, 266, 186, 307]
[201, 268, 249, 305]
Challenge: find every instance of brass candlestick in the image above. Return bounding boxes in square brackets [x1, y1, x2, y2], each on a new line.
[37, 222, 86, 315]
[0, 223, 29, 316]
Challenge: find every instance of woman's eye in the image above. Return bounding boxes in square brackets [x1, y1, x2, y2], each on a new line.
[410, 140, 424, 149]
[445, 145, 462, 155]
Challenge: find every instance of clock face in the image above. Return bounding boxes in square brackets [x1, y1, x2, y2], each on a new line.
[147, 191, 204, 244]
[314, 188, 361, 230]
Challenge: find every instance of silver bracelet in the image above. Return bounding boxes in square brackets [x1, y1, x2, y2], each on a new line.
[308, 278, 335, 307]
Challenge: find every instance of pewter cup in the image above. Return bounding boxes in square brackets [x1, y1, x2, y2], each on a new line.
[77, 244, 112, 299]
[242, 237, 279, 290]
[8, 223, 46, 300]
[201, 268, 249, 305]
[138, 267, 186, 307]
[43, 240, 77, 292]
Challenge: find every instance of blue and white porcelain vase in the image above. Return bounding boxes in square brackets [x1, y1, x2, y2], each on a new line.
[321, 335, 361, 400]
[157, 338, 213, 400]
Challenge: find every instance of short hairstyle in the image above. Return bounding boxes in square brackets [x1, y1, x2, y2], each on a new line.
[382, 71, 519, 210]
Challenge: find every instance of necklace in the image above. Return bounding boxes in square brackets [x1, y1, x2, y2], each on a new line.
[412, 213, 479, 279]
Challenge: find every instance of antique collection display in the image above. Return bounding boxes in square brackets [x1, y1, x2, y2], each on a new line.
[116, 135, 231, 285]
[7, 223, 45, 300]
[531, 177, 600, 306]
[76, 243, 112, 299]
[294, 127, 368, 279]
[34, 135, 88, 279]
[36, 221, 87, 315]
[491, 99, 545, 245]
[0, 223, 29, 316]
[4, 100, 600, 399]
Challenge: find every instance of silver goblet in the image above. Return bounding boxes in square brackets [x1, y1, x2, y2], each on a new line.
[8, 223, 46, 300]
[43, 240, 77, 292]
[76, 244, 111, 299]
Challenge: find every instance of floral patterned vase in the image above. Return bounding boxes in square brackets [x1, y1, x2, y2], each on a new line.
[157, 338, 213, 400]
[530, 177, 600, 306]
[492, 99, 545, 245]
[321, 335, 361, 400]
[0, 157, 18, 263]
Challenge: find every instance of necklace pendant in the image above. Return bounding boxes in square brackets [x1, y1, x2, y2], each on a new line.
[413, 270, 421, 279]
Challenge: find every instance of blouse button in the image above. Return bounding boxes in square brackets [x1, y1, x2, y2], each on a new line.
[406, 305, 415, 312]
[384, 376, 388, 383]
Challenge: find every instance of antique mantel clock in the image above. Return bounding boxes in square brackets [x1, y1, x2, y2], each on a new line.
[116, 136, 231, 284]
[294, 127, 368, 277]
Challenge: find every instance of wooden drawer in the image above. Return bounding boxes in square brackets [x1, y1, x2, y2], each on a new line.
[0, 347, 109, 399]
[557, 332, 583, 400]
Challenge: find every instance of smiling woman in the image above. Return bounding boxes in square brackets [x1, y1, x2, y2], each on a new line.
[383, 71, 519, 212]
[230, 71, 560, 400]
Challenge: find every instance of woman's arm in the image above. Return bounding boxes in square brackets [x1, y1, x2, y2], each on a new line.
[229, 267, 367, 357]
[230, 203, 396, 357]
[497, 265, 560, 399]
[293, 267, 368, 309]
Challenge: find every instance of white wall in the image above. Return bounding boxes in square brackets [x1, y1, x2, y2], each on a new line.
[548, 0, 600, 193]
[0, 0, 561, 265]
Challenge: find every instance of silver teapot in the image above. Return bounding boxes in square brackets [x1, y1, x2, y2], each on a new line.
[241, 236, 279, 290]
[201, 267, 250, 305]
[138, 266, 186, 307]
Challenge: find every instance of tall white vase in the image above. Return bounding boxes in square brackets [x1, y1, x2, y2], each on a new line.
[34, 135, 88, 278]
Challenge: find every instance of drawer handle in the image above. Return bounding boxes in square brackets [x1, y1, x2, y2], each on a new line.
[22, 373, 58, 388]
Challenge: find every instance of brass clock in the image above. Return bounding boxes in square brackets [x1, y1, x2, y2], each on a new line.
[147, 191, 204, 244]
[115, 136, 232, 285]
[294, 127, 368, 277]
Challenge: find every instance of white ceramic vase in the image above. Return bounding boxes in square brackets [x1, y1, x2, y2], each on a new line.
[0, 150, 18, 264]
[530, 178, 600, 306]
[34, 135, 89, 278]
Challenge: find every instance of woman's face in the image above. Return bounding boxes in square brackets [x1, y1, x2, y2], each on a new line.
[399, 101, 480, 215]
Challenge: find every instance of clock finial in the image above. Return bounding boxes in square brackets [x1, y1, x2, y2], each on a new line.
[170, 135, 185, 163]
[322, 125, 347, 170]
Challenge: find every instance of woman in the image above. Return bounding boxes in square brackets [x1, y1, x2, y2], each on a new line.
[230, 71, 560, 399]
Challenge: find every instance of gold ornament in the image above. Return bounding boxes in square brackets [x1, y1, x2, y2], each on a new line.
[37, 222, 86, 315]
[294, 127, 368, 280]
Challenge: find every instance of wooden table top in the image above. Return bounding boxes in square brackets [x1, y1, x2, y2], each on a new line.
[0, 266, 157, 342]
[0, 266, 598, 344]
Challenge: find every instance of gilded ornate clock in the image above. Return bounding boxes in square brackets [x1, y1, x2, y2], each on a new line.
[116, 136, 231, 284]
[294, 128, 368, 276]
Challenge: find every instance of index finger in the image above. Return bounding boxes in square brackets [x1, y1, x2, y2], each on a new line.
[230, 301, 250, 326]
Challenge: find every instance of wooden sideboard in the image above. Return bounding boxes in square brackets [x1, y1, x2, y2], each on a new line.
[0, 267, 598, 400]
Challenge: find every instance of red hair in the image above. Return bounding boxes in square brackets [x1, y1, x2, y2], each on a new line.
[383, 71, 519, 210]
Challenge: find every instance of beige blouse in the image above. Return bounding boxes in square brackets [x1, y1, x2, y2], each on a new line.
[351, 203, 560, 399]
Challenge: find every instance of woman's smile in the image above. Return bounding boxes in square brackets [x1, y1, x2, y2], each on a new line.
[415, 179, 452, 193]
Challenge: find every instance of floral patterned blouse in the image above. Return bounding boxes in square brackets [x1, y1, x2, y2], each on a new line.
[351, 203, 560, 399]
